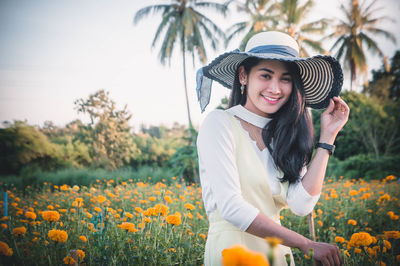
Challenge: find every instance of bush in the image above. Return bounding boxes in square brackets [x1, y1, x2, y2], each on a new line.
[326, 154, 400, 180]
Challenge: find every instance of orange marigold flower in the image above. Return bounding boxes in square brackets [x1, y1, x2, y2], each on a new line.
[164, 196, 173, 204]
[25, 211, 37, 220]
[264, 237, 282, 248]
[199, 233, 206, 240]
[354, 248, 362, 254]
[77, 249, 85, 261]
[48, 229, 68, 243]
[0, 223, 7, 229]
[125, 212, 134, 219]
[222, 245, 269, 266]
[13, 226, 27, 236]
[349, 190, 358, 196]
[149, 197, 156, 202]
[155, 204, 168, 216]
[349, 232, 373, 247]
[385, 175, 395, 181]
[384, 231, 400, 239]
[347, 219, 357, 226]
[42, 211, 60, 222]
[0, 241, 13, 256]
[184, 203, 195, 211]
[383, 240, 391, 250]
[79, 235, 87, 242]
[63, 256, 76, 265]
[118, 222, 137, 233]
[166, 213, 182, 226]
[335, 236, 345, 243]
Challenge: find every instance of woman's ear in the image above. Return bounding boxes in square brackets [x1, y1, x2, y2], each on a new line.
[238, 66, 247, 85]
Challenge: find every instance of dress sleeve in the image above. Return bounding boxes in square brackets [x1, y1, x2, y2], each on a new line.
[286, 167, 320, 216]
[197, 110, 260, 231]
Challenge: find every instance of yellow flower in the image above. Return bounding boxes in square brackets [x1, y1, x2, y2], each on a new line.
[149, 196, 156, 202]
[63, 256, 76, 265]
[335, 236, 345, 243]
[1, 223, 7, 229]
[94, 207, 102, 213]
[0, 241, 13, 256]
[264, 237, 282, 248]
[184, 203, 195, 211]
[25, 211, 37, 220]
[79, 235, 87, 242]
[199, 233, 206, 240]
[13, 226, 27, 237]
[166, 213, 182, 226]
[125, 212, 134, 219]
[42, 211, 60, 222]
[48, 229, 68, 243]
[222, 245, 269, 266]
[349, 232, 373, 247]
[354, 248, 362, 254]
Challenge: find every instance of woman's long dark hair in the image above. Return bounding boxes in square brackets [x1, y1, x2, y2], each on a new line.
[229, 57, 314, 184]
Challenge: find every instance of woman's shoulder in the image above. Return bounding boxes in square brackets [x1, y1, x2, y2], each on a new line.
[198, 109, 233, 136]
[200, 109, 232, 129]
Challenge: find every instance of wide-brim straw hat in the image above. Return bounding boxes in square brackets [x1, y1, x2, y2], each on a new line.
[196, 31, 343, 112]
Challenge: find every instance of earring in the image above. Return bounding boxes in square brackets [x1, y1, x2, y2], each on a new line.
[240, 84, 245, 95]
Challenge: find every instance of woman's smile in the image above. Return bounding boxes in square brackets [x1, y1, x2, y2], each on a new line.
[239, 59, 293, 117]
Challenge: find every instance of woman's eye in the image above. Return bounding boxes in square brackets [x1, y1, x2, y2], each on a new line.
[262, 74, 271, 79]
[281, 77, 292, 83]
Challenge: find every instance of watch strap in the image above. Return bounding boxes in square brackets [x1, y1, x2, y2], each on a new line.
[316, 142, 335, 155]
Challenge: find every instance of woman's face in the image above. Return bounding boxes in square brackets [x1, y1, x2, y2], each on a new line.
[239, 60, 293, 118]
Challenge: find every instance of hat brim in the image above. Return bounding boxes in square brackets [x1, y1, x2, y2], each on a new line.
[202, 50, 343, 109]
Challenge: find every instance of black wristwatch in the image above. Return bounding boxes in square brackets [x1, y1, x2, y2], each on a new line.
[316, 142, 335, 155]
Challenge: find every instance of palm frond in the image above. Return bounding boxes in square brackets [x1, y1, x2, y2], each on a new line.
[133, 5, 171, 25]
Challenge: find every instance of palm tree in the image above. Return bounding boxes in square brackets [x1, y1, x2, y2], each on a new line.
[278, 0, 329, 57]
[225, 0, 280, 50]
[134, 1, 228, 127]
[326, 0, 396, 90]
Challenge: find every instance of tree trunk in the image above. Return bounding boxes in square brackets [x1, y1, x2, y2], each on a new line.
[181, 40, 199, 183]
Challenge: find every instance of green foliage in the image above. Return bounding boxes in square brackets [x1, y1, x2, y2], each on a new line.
[364, 50, 400, 102]
[326, 154, 400, 180]
[0, 167, 178, 189]
[0, 121, 63, 175]
[74, 90, 136, 169]
[167, 126, 199, 184]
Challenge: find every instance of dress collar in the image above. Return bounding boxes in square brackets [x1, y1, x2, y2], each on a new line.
[226, 105, 271, 128]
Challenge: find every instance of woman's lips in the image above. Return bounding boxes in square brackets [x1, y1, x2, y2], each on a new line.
[262, 95, 280, 104]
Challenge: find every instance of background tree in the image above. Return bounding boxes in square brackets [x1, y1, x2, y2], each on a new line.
[74, 90, 136, 169]
[225, 0, 280, 50]
[134, 0, 228, 127]
[0, 121, 63, 175]
[277, 0, 328, 57]
[364, 50, 400, 102]
[326, 0, 396, 90]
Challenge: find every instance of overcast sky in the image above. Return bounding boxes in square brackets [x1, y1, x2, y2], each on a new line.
[0, 0, 399, 131]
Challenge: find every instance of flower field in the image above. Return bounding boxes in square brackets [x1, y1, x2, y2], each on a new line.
[0, 175, 399, 265]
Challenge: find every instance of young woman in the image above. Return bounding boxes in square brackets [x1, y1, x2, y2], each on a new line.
[196, 31, 349, 266]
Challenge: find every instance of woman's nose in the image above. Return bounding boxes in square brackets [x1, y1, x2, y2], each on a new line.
[267, 79, 281, 94]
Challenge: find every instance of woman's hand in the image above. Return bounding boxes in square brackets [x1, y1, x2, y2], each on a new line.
[302, 240, 343, 266]
[319, 96, 350, 144]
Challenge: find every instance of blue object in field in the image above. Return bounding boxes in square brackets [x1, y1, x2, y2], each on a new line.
[3, 190, 7, 217]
